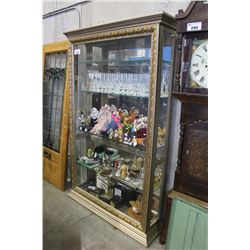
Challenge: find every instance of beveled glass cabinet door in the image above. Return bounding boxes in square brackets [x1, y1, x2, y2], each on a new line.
[148, 29, 175, 227]
[43, 41, 69, 191]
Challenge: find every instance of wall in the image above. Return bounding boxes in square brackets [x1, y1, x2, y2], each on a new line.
[43, 0, 191, 44]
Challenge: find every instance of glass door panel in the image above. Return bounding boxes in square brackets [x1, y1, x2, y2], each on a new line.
[150, 31, 174, 225]
[73, 35, 151, 222]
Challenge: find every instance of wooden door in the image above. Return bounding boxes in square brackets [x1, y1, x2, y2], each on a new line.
[43, 41, 70, 191]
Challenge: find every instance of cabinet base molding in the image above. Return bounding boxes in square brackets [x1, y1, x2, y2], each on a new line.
[68, 189, 159, 246]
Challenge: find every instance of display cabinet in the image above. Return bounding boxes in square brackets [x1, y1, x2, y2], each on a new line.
[64, 13, 176, 246]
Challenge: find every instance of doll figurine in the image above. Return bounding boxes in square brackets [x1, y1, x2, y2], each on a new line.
[119, 109, 128, 121]
[128, 107, 139, 123]
[90, 107, 99, 127]
[103, 110, 121, 135]
[78, 111, 91, 132]
[90, 105, 112, 135]
[123, 116, 131, 134]
[123, 133, 128, 144]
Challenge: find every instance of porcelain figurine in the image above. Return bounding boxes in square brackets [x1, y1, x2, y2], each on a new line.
[157, 127, 167, 146]
[117, 126, 123, 143]
[132, 136, 137, 147]
[120, 164, 127, 179]
[87, 148, 93, 158]
[114, 129, 118, 140]
[108, 129, 114, 139]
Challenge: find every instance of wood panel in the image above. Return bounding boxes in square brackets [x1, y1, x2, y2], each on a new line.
[172, 92, 208, 104]
[180, 120, 208, 181]
[175, 1, 208, 33]
[174, 173, 208, 202]
[174, 100, 208, 202]
[181, 102, 208, 124]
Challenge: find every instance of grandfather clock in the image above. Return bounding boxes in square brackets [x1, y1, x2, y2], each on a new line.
[160, 1, 208, 246]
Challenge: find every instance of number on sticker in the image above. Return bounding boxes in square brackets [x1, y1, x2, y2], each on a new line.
[191, 26, 198, 30]
[187, 22, 202, 32]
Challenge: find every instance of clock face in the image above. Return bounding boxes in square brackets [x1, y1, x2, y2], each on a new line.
[189, 40, 208, 88]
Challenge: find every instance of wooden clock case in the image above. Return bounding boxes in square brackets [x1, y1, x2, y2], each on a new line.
[160, 1, 208, 244]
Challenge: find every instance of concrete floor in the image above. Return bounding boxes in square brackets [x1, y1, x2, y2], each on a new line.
[43, 180, 166, 250]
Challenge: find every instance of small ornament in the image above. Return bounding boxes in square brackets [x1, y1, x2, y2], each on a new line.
[115, 160, 121, 177]
[120, 164, 127, 179]
[118, 127, 123, 143]
[132, 136, 137, 147]
[87, 148, 93, 158]
[115, 168, 121, 177]
[125, 175, 130, 181]
[157, 127, 167, 146]
[129, 195, 142, 214]
[114, 129, 118, 140]
[123, 133, 128, 144]
[90, 107, 99, 120]
[108, 129, 114, 139]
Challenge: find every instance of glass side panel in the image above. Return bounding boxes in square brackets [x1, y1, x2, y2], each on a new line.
[73, 36, 151, 223]
[43, 52, 67, 152]
[150, 32, 174, 224]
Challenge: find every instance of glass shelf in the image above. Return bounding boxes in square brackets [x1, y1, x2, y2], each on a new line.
[76, 161, 163, 197]
[79, 88, 168, 98]
[75, 131, 145, 157]
[75, 59, 171, 65]
[77, 158, 160, 197]
[79, 89, 150, 98]
[111, 173, 143, 193]
[77, 59, 150, 66]
[76, 70, 169, 98]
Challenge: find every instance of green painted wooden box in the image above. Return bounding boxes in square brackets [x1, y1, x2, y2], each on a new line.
[166, 198, 208, 250]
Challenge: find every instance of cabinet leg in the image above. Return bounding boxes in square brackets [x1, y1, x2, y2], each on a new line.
[159, 196, 172, 244]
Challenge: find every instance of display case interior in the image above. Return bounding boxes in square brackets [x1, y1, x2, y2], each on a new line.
[73, 32, 173, 222]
